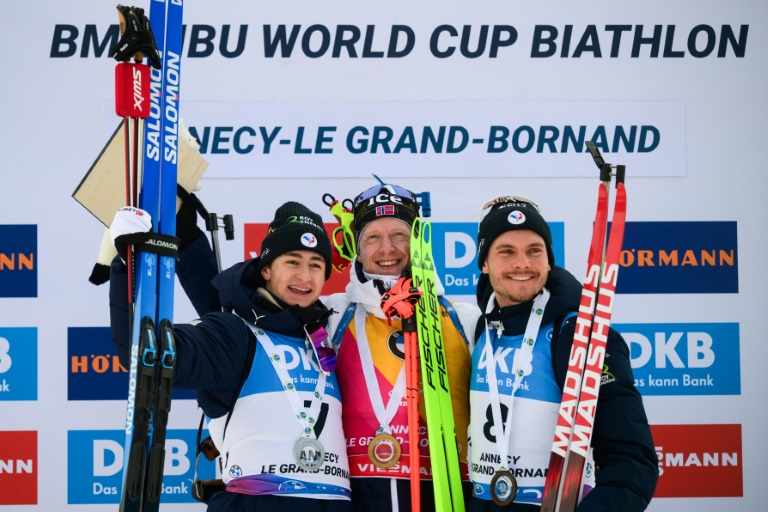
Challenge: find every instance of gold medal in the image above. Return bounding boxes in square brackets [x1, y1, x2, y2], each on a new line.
[490, 469, 518, 506]
[368, 433, 401, 468]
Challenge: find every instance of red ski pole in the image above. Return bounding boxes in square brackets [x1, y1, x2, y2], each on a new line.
[381, 277, 423, 512]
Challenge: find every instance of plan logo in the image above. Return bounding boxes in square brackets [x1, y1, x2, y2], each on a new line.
[617, 221, 738, 293]
[652, 424, 742, 497]
[67, 429, 216, 504]
[431, 222, 565, 296]
[0, 225, 37, 298]
[616, 323, 740, 396]
[0, 431, 37, 504]
[245, 223, 351, 295]
[0, 328, 38, 401]
[68, 327, 193, 400]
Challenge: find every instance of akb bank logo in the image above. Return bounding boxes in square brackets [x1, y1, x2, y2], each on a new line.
[615, 323, 740, 396]
[0, 431, 37, 505]
[652, 424, 742, 498]
[68, 429, 215, 504]
[617, 221, 738, 294]
[67, 327, 193, 401]
[0, 225, 37, 298]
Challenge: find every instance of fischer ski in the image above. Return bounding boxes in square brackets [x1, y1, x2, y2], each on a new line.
[111, 2, 185, 511]
[410, 219, 465, 512]
[540, 142, 627, 512]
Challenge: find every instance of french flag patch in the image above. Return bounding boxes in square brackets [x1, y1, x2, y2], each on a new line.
[376, 205, 395, 216]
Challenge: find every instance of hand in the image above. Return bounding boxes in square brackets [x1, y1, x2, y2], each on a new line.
[110, 206, 152, 261]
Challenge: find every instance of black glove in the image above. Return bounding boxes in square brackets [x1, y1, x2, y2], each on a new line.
[176, 184, 205, 251]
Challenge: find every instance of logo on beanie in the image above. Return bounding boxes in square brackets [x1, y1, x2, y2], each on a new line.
[508, 210, 526, 225]
[375, 205, 396, 216]
[301, 233, 318, 248]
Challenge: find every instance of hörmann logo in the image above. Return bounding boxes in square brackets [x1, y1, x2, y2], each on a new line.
[67, 327, 193, 401]
[0, 225, 37, 298]
[617, 221, 738, 293]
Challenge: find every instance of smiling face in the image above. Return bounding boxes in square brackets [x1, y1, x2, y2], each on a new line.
[357, 217, 411, 276]
[482, 229, 551, 308]
[260, 250, 327, 307]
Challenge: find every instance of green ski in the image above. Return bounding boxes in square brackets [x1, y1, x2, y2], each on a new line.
[410, 218, 465, 512]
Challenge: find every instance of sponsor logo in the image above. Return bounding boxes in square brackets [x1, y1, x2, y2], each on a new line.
[0, 431, 37, 505]
[301, 233, 318, 248]
[0, 225, 37, 298]
[616, 323, 740, 396]
[507, 211, 525, 224]
[67, 429, 215, 504]
[386, 330, 405, 360]
[67, 327, 193, 401]
[652, 424, 742, 498]
[0, 328, 37, 401]
[617, 221, 738, 294]
[52, 23, 748, 60]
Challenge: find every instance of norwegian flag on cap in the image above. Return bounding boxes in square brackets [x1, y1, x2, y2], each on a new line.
[375, 205, 395, 216]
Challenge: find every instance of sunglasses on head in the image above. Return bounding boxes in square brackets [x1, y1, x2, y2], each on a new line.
[478, 195, 540, 225]
[354, 183, 417, 206]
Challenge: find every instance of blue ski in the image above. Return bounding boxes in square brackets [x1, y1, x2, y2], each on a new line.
[116, 1, 184, 510]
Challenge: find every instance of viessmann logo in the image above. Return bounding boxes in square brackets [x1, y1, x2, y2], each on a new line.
[617, 221, 738, 294]
[652, 424, 742, 498]
[0, 431, 37, 505]
[0, 225, 37, 298]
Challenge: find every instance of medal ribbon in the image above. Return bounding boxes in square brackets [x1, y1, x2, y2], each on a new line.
[354, 306, 407, 435]
[482, 288, 550, 472]
[251, 327, 326, 439]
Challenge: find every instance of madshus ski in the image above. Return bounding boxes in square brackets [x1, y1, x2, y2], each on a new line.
[540, 142, 627, 512]
[410, 219, 465, 512]
[111, 2, 185, 511]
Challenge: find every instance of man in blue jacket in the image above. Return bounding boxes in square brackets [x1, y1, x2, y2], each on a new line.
[468, 196, 657, 511]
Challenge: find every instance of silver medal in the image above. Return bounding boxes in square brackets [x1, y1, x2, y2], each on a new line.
[293, 437, 325, 472]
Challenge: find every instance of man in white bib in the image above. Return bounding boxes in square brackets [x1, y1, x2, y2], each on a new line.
[468, 196, 657, 511]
